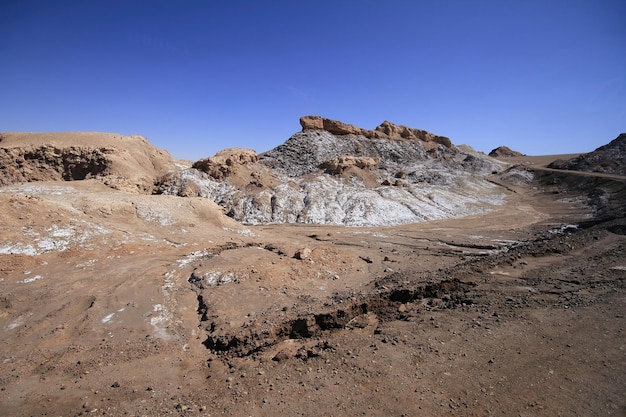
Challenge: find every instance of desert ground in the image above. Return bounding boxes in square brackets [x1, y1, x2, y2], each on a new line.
[1, 148, 624, 416]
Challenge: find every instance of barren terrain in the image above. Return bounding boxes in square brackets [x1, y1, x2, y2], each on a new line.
[1, 128, 625, 416]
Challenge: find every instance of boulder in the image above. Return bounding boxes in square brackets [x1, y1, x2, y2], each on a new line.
[301, 116, 363, 135]
[299, 115, 325, 130]
[294, 247, 312, 260]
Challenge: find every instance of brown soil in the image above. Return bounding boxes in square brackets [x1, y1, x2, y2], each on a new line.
[0, 157, 624, 416]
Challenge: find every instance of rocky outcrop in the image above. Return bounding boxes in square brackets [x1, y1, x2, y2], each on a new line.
[489, 146, 524, 158]
[0, 132, 176, 193]
[547, 133, 626, 176]
[299, 116, 452, 148]
[300, 116, 365, 136]
[299, 115, 325, 130]
[158, 117, 507, 226]
[192, 148, 258, 180]
[259, 129, 453, 179]
[0, 145, 111, 185]
[374, 120, 452, 148]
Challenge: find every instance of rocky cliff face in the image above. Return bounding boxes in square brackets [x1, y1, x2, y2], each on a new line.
[0, 132, 177, 193]
[157, 117, 506, 226]
[0, 145, 111, 184]
[548, 133, 626, 176]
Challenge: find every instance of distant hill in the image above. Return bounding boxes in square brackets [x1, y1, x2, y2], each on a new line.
[547, 134, 626, 176]
[489, 146, 524, 158]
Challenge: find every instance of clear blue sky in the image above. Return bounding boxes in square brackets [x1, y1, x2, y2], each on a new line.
[1, 1, 624, 160]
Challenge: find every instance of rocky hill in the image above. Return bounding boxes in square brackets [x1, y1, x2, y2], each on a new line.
[0, 132, 177, 193]
[548, 133, 626, 176]
[489, 146, 524, 158]
[156, 116, 507, 226]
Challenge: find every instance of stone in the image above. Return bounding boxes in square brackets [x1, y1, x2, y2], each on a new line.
[299, 115, 325, 130]
[272, 349, 292, 362]
[321, 118, 362, 135]
[294, 247, 312, 260]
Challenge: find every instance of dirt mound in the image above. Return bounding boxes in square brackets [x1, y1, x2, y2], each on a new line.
[547, 133, 626, 176]
[0, 132, 177, 192]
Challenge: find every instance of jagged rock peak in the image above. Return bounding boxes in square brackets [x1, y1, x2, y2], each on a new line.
[489, 146, 525, 158]
[299, 116, 452, 148]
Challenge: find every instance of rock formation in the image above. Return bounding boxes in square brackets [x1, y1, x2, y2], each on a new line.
[0, 145, 111, 184]
[548, 133, 626, 176]
[158, 116, 506, 226]
[192, 148, 258, 180]
[299, 116, 452, 148]
[0, 132, 176, 193]
[489, 146, 525, 158]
